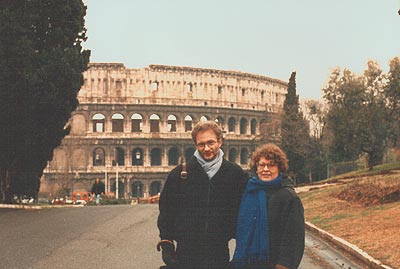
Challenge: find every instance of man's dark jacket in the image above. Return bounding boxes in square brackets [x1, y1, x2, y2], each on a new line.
[264, 176, 305, 269]
[158, 156, 248, 269]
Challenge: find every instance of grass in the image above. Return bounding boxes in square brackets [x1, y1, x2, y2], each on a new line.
[329, 213, 351, 221]
[310, 216, 332, 230]
[325, 161, 400, 182]
[299, 165, 400, 269]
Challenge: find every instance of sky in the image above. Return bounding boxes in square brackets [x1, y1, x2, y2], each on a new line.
[83, 0, 400, 100]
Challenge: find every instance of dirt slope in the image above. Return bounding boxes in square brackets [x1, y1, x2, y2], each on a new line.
[299, 172, 400, 269]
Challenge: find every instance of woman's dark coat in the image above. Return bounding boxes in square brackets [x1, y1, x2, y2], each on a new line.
[264, 176, 305, 269]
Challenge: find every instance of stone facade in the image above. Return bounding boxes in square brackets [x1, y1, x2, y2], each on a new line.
[40, 63, 287, 199]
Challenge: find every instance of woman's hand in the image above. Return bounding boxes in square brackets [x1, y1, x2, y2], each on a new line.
[275, 264, 289, 269]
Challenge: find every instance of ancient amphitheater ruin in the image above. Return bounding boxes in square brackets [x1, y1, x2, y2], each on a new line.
[40, 63, 288, 199]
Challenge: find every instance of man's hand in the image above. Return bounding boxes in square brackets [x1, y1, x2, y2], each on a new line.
[275, 264, 289, 269]
[157, 240, 178, 268]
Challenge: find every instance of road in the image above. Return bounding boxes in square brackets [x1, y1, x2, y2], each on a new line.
[0, 204, 365, 269]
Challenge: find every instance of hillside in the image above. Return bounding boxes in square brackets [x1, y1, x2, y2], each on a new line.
[298, 168, 400, 269]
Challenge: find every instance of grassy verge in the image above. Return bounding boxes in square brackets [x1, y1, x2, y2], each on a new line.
[299, 169, 400, 268]
[325, 161, 400, 182]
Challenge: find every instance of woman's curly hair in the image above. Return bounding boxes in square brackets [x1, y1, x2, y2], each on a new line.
[250, 143, 289, 173]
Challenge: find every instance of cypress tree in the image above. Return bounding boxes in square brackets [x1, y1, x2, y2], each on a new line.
[0, 0, 90, 202]
[280, 72, 310, 183]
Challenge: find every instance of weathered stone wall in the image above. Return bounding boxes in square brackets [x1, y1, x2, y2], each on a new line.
[79, 64, 287, 111]
[40, 64, 287, 199]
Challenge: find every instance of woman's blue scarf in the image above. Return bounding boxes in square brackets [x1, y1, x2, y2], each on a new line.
[231, 174, 283, 267]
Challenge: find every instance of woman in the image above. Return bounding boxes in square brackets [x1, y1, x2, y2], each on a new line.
[230, 143, 305, 269]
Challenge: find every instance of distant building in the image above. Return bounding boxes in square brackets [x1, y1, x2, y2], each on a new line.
[40, 63, 288, 198]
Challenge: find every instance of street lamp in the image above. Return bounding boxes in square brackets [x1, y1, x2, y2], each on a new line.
[116, 162, 119, 199]
[113, 148, 120, 200]
[136, 151, 141, 163]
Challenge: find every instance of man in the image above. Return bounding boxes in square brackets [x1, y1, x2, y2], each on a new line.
[157, 121, 248, 269]
[91, 178, 105, 205]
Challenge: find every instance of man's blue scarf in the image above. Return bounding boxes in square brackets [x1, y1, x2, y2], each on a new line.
[231, 174, 283, 267]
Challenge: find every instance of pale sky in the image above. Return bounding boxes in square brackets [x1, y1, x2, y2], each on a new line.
[83, 0, 400, 100]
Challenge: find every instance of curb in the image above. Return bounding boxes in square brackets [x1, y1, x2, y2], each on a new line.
[0, 204, 43, 210]
[305, 221, 393, 269]
[0, 203, 85, 210]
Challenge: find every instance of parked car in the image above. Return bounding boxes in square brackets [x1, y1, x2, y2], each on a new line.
[65, 196, 73, 204]
[147, 194, 160, 204]
[21, 196, 35, 204]
[51, 197, 65, 205]
[72, 191, 90, 205]
[37, 197, 51, 204]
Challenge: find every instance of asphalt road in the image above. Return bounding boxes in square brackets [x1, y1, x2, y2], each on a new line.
[0, 204, 364, 269]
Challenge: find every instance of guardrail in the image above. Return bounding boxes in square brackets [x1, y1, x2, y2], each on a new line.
[305, 222, 393, 269]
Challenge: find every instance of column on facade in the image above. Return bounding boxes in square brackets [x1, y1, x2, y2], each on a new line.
[143, 115, 150, 133]
[124, 115, 130, 133]
[235, 117, 240, 134]
[162, 146, 168, 166]
[177, 115, 185, 133]
[144, 146, 150, 166]
[142, 181, 147, 198]
[126, 177, 131, 199]
[105, 113, 112, 133]
[105, 145, 112, 167]
[124, 145, 129, 168]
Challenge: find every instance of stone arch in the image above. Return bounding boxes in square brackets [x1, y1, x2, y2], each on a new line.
[228, 117, 236, 133]
[200, 115, 209, 122]
[251, 118, 257, 135]
[93, 147, 105, 166]
[168, 146, 179, 165]
[150, 114, 160, 132]
[111, 179, 125, 198]
[240, 117, 248, 135]
[92, 113, 105, 132]
[151, 147, 162, 166]
[111, 113, 124, 132]
[131, 113, 143, 132]
[184, 115, 194, 132]
[132, 147, 144, 166]
[132, 181, 144, 197]
[167, 114, 177, 132]
[229, 148, 237, 163]
[150, 181, 161, 196]
[240, 148, 249, 165]
[113, 147, 125, 166]
[215, 116, 224, 127]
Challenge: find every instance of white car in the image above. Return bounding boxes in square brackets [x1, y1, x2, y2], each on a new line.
[75, 199, 87, 205]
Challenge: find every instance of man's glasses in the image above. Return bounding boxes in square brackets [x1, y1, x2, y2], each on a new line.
[196, 140, 217, 149]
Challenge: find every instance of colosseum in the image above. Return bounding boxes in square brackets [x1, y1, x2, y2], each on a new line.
[39, 63, 288, 199]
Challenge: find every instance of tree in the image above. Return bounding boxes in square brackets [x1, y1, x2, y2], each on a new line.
[303, 100, 328, 181]
[322, 61, 391, 170]
[385, 57, 400, 147]
[280, 72, 311, 183]
[0, 0, 90, 203]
